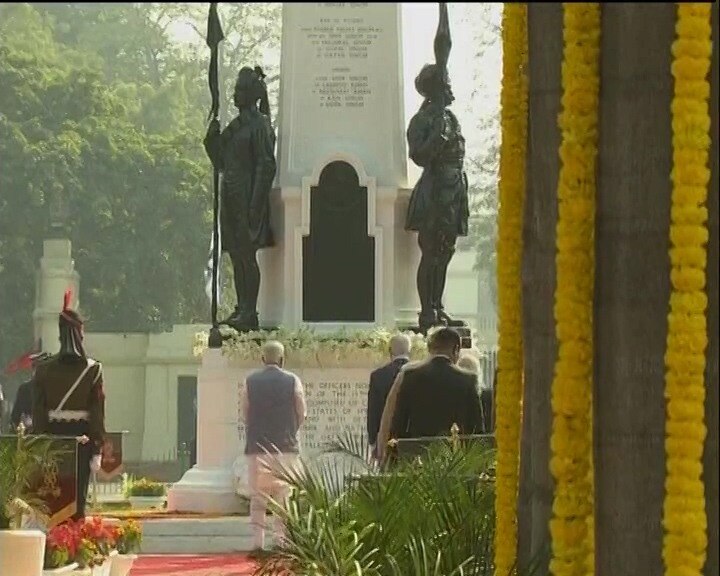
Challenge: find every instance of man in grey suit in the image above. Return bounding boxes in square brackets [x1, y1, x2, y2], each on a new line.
[239, 340, 306, 551]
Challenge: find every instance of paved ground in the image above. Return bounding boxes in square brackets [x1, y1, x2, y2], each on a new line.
[131, 554, 257, 576]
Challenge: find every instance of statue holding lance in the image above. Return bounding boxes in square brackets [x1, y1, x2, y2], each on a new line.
[204, 3, 277, 336]
[405, 2, 469, 333]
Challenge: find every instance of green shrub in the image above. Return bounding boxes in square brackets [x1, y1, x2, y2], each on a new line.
[255, 433, 497, 576]
[124, 476, 166, 498]
[0, 432, 67, 529]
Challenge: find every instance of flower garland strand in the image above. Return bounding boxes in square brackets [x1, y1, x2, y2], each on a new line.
[663, 4, 712, 575]
[493, 4, 528, 575]
[548, 4, 600, 576]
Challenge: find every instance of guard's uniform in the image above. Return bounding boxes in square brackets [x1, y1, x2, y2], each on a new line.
[32, 355, 106, 519]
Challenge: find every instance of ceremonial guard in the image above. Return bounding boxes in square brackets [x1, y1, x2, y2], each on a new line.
[32, 291, 106, 520]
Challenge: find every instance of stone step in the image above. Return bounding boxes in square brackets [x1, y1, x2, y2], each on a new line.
[139, 517, 275, 554]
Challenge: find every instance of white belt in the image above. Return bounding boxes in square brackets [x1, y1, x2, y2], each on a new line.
[48, 410, 89, 422]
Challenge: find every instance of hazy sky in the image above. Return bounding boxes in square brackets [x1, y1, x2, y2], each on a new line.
[170, 3, 502, 168]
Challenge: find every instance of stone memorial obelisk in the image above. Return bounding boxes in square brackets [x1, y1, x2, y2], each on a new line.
[169, 2, 419, 514]
[258, 1, 419, 329]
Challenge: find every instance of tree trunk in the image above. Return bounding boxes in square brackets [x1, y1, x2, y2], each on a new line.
[517, 5, 563, 573]
[704, 4, 719, 576]
[594, 5, 675, 575]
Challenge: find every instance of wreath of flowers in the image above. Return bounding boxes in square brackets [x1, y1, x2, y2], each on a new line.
[493, 3, 528, 574]
[548, 4, 600, 575]
[663, 4, 712, 575]
[194, 327, 430, 366]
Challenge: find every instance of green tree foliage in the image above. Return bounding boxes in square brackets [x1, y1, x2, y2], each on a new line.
[0, 3, 281, 367]
[463, 3, 501, 309]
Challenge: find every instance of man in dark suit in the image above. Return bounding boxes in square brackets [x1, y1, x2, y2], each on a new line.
[377, 328, 484, 459]
[366, 334, 411, 458]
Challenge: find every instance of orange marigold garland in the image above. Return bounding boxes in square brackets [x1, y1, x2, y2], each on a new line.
[493, 4, 528, 576]
[548, 4, 600, 576]
[663, 4, 712, 576]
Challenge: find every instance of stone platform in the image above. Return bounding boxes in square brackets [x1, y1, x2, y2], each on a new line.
[139, 517, 274, 554]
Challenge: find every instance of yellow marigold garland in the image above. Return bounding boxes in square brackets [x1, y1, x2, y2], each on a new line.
[663, 4, 712, 576]
[493, 4, 528, 576]
[549, 4, 599, 576]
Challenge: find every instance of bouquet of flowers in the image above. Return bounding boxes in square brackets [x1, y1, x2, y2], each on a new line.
[80, 517, 117, 557]
[44, 522, 79, 569]
[114, 519, 142, 555]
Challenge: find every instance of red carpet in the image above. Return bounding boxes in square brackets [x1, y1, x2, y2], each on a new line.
[131, 555, 257, 576]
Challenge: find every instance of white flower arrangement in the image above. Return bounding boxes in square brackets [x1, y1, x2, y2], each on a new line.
[193, 326, 430, 367]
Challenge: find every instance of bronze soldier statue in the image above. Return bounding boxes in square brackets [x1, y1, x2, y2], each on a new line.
[32, 291, 106, 520]
[406, 3, 469, 333]
[204, 66, 277, 332]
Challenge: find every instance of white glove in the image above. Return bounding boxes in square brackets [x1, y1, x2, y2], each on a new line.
[90, 455, 102, 473]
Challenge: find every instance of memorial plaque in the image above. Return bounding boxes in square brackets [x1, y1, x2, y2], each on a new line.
[278, 2, 407, 187]
[302, 161, 375, 322]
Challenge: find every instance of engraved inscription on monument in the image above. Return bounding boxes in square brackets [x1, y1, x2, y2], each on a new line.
[299, 5, 380, 110]
[300, 380, 367, 451]
[279, 2, 407, 187]
[237, 376, 368, 454]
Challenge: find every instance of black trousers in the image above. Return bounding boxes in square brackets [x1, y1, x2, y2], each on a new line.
[47, 421, 93, 520]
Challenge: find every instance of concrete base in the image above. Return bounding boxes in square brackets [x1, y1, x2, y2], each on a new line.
[140, 517, 274, 554]
[166, 348, 244, 513]
[166, 466, 244, 514]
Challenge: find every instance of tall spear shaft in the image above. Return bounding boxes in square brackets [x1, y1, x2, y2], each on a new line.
[206, 2, 225, 348]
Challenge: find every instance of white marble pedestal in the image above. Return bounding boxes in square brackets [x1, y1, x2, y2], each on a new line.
[167, 347, 388, 513]
[166, 349, 243, 514]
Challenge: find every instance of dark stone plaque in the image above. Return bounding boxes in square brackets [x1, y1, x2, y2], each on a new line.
[303, 161, 375, 322]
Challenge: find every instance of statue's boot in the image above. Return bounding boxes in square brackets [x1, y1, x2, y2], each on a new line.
[437, 308, 467, 328]
[418, 309, 440, 334]
[220, 307, 241, 326]
[230, 311, 260, 333]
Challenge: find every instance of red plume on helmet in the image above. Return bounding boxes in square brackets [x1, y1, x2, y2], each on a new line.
[59, 288, 82, 328]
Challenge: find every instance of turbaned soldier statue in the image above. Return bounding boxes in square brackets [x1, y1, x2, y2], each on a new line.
[406, 3, 469, 333]
[204, 66, 277, 332]
[32, 291, 106, 520]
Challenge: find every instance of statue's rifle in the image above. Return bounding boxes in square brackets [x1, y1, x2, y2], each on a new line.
[206, 2, 225, 348]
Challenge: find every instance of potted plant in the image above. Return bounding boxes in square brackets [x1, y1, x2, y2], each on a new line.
[43, 518, 122, 576]
[124, 477, 166, 510]
[108, 520, 142, 576]
[80, 518, 117, 576]
[0, 429, 65, 576]
[43, 522, 80, 574]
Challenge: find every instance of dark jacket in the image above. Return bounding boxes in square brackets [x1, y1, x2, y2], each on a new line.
[390, 356, 484, 440]
[405, 101, 469, 236]
[32, 356, 106, 454]
[367, 357, 409, 446]
[11, 380, 33, 431]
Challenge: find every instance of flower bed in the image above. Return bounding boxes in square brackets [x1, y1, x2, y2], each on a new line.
[44, 518, 142, 576]
[124, 477, 166, 510]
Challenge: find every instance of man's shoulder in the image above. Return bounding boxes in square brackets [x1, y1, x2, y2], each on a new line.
[400, 357, 432, 376]
[247, 366, 299, 381]
[448, 364, 479, 387]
